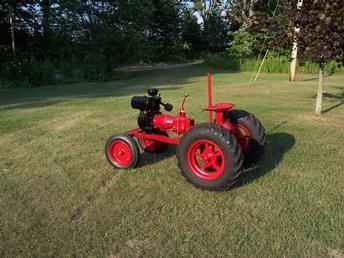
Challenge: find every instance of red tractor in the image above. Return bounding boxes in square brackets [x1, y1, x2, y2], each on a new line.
[105, 73, 265, 190]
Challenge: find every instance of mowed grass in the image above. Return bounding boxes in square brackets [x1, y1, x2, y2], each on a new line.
[1, 65, 344, 258]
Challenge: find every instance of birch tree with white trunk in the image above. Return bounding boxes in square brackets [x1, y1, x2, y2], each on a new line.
[293, 0, 344, 115]
[251, 0, 344, 115]
[289, 0, 303, 82]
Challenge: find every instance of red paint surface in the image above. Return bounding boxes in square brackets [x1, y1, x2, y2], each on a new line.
[187, 139, 225, 181]
[107, 140, 132, 166]
[153, 113, 194, 135]
[208, 72, 213, 122]
[129, 128, 180, 145]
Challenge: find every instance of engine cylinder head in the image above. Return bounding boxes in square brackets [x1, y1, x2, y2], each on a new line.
[131, 96, 160, 112]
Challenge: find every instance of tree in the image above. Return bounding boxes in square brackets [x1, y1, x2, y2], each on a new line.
[1, 0, 236, 87]
[189, 0, 230, 53]
[9, 3, 16, 57]
[193, 0, 222, 22]
[148, 0, 183, 60]
[0, 0, 36, 58]
[203, 9, 229, 52]
[293, 0, 344, 114]
[226, 0, 283, 30]
[289, 0, 303, 81]
[251, 0, 344, 115]
[226, 0, 259, 29]
[226, 0, 289, 59]
[181, 9, 203, 56]
[250, 0, 293, 45]
[226, 30, 256, 62]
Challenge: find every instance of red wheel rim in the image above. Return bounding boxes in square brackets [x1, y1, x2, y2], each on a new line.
[107, 140, 132, 167]
[187, 139, 225, 181]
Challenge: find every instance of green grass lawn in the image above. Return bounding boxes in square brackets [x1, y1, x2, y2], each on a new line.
[1, 65, 344, 258]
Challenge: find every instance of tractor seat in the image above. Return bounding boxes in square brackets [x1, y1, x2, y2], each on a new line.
[204, 102, 234, 112]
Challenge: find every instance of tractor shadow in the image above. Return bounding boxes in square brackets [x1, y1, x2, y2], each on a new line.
[237, 132, 296, 187]
[138, 145, 177, 168]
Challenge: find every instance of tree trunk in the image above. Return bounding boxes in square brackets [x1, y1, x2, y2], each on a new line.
[315, 65, 324, 115]
[289, 0, 303, 82]
[249, 0, 257, 17]
[42, 0, 50, 41]
[289, 39, 298, 81]
[9, 7, 16, 58]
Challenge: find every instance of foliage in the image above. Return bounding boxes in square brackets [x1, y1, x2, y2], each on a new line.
[203, 9, 230, 52]
[204, 52, 344, 75]
[251, 0, 344, 66]
[294, 0, 344, 65]
[0, 0, 237, 87]
[0, 57, 115, 88]
[181, 10, 203, 58]
[226, 31, 256, 60]
[204, 53, 240, 71]
[2, 0, 344, 88]
[192, 0, 223, 21]
[241, 54, 289, 73]
[250, 3, 291, 51]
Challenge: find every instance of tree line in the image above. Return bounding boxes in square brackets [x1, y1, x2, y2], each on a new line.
[0, 0, 280, 86]
[1, 0, 343, 95]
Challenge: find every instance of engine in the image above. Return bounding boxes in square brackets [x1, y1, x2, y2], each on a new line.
[131, 88, 194, 135]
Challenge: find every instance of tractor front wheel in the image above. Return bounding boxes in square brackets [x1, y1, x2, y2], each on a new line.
[177, 123, 243, 191]
[105, 134, 140, 169]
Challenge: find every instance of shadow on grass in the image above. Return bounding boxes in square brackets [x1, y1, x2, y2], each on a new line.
[322, 91, 344, 114]
[0, 100, 63, 111]
[138, 145, 176, 168]
[301, 77, 318, 82]
[0, 64, 231, 110]
[239, 132, 296, 187]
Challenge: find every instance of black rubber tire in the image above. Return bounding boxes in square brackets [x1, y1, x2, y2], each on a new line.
[176, 123, 243, 191]
[105, 134, 140, 169]
[224, 110, 266, 164]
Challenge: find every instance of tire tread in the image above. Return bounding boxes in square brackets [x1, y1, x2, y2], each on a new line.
[177, 123, 243, 191]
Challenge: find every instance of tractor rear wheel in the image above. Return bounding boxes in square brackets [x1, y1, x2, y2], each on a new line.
[177, 123, 243, 191]
[105, 134, 140, 169]
[224, 110, 265, 164]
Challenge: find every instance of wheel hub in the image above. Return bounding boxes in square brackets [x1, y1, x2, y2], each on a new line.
[108, 140, 132, 166]
[187, 139, 225, 181]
